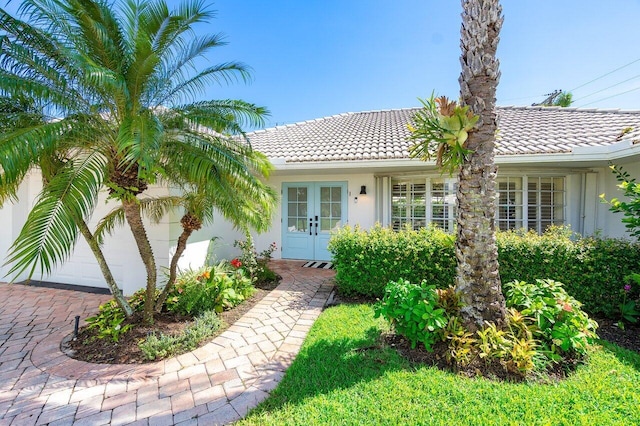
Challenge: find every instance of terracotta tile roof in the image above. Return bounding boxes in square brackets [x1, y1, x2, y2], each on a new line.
[246, 106, 640, 163]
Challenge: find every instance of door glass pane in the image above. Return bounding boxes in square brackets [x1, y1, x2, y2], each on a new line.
[287, 186, 308, 232]
[321, 202, 330, 216]
[320, 187, 330, 201]
[319, 186, 342, 231]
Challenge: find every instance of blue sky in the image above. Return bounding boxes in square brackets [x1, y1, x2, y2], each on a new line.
[6, 0, 640, 128]
[206, 0, 640, 127]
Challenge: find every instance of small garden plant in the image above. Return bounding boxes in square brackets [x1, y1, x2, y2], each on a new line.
[618, 273, 640, 327]
[76, 260, 259, 362]
[234, 238, 278, 284]
[374, 277, 598, 379]
[164, 262, 254, 316]
[139, 310, 222, 360]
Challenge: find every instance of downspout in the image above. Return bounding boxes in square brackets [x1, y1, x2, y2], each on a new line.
[579, 172, 587, 235]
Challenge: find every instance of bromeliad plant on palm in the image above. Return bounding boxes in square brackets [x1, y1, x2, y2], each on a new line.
[408, 94, 479, 175]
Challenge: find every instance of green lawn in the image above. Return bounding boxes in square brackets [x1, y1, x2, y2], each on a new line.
[239, 304, 640, 426]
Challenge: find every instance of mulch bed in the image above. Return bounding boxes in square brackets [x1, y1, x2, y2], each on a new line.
[382, 317, 640, 382]
[66, 282, 640, 372]
[592, 316, 640, 353]
[65, 278, 280, 364]
[330, 291, 640, 381]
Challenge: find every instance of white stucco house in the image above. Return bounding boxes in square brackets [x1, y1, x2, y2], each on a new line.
[2, 105, 640, 294]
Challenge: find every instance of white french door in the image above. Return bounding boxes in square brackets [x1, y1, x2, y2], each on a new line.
[281, 182, 347, 261]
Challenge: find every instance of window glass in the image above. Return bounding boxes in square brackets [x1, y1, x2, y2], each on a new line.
[497, 177, 523, 231]
[525, 177, 565, 233]
[391, 181, 428, 230]
[390, 176, 565, 234]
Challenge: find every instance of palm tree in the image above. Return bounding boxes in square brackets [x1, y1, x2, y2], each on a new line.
[456, 0, 507, 330]
[0, 0, 275, 323]
[0, 95, 134, 315]
[93, 166, 277, 313]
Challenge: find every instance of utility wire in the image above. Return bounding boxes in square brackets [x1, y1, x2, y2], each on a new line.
[500, 94, 543, 102]
[503, 58, 640, 106]
[570, 57, 640, 92]
[575, 85, 640, 107]
[573, 73, 640, 103]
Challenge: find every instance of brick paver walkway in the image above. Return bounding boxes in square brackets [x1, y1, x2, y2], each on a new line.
[0, 260, 334, 425]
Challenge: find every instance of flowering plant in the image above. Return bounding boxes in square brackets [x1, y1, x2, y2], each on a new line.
[618, 274, 639, 327]
[233, 238, 278, 283]
[230, 258, 242, 269]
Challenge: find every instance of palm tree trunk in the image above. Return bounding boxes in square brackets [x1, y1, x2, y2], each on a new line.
[122, 198, 157, 324]
[76, 218, 134, 316]
[155, 227, 192, 312]
[456, 0, 507, 331]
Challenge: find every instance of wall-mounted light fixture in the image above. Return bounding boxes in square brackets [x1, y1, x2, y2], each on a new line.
[360, 185, 367, 195]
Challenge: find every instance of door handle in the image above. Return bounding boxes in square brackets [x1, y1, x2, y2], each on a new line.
[315, 222, 318, 236]
[309, 218, 313, 235]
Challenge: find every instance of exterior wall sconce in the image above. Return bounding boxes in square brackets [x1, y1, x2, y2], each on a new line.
[360, 185, 367, 195]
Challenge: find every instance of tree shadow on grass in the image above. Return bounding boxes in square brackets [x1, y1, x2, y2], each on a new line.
[254, 326, 411, 413]
[598, 340, 640, 373]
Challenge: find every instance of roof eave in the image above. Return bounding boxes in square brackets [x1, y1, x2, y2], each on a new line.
[267, 141, 640, 174]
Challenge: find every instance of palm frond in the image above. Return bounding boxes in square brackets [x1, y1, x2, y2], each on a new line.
[174, 99, 269, 133]
[5, 151, 107, 278]
[0, 8, 93, 114]
[0, 118, 74, 200]
[156, 62, 252, 106]
[117, 109, 163, 177]
[94, 195, 183, 244]
[160, 132, 255, 188]
[65, 0, 127, 73]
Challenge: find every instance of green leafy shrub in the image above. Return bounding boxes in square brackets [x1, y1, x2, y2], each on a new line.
[374, 279, 448, 350]
[165, 263, 254, 316]
[376, 277, 596, 377]
[600, 164, 640, 239]
[497, 228, 640, 316]
[504, 279, 598, 359]
[85, 300, 134, 342]
[84, 288, 151, 342]
[329, 224, 640, 317]
[475, 310, 539, 375]
[329, 224, 456, 297]
[234, 238, 278, 285]
[139, 310, 222, 360]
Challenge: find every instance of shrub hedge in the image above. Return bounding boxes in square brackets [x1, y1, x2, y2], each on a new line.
[329, 225, 456, 297]
[328, 225, 640, 316]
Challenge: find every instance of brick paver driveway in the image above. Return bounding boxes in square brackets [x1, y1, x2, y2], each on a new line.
[0, 260, 334, 425]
